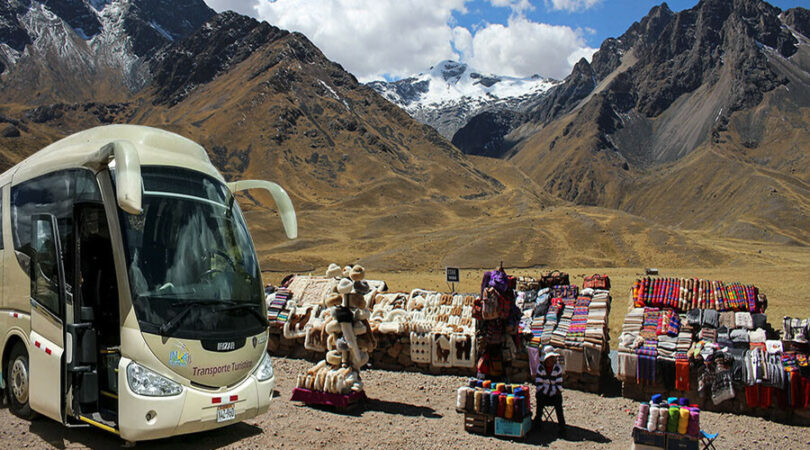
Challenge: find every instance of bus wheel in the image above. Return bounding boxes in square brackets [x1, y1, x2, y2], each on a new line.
[7, 343, 36, 420]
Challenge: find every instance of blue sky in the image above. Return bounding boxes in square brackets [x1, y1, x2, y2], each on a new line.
[456, 0, 806, 48]
[205, 0, 808, 82]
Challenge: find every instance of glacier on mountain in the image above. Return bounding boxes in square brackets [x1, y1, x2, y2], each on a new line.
[368, 60, 558, 139]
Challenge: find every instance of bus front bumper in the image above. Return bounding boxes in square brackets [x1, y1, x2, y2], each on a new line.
[117, 358, 275, 442]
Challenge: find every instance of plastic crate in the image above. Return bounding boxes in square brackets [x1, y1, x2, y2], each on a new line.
[632, 427, 667, 448]
[494, 416, 532, 438]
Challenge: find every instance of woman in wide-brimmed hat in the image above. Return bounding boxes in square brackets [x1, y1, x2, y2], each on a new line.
[534, 345, 567, 437]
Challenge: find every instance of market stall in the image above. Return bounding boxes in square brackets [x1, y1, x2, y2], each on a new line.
[519, 273, 614, 393]
[266, 266, 614, 389]
[266, 266, 480, 377]
[616, 277, 810, 424]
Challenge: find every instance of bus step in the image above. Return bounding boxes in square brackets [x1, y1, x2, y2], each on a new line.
[79, 413, 119, 435]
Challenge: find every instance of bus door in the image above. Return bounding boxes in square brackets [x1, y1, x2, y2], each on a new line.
[28, 213, 67, 422]
[68, 202, 119, 423]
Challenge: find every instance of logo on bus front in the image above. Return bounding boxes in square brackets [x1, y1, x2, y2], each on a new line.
[217, 342, 236, 351]
[169, 342, 191, 367]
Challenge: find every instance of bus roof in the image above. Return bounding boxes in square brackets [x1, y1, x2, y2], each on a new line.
[1, 124, 222, 185]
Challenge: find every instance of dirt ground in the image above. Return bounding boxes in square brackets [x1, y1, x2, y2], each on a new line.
[1, 357, 808, 449]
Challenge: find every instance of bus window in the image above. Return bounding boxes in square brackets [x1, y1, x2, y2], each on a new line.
[11, 170, 101, 294]
[30, 215, 63, 315]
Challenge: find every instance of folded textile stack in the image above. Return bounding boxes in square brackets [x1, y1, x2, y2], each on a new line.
[541, 306, 560, 345]
[268, 288, 292, 324]
[624, 308, 644, 334]
[530, 317, 545, 338]
[550, 305, 573, 347]
[588, 292, 610, 332]
[657, 335, 678, 360]
[565, 297, 591, 348]
[735, 312, 754, 330]
[676, 329, 692, 355]
[699, 327, 717, 342]
[642, 308, 661, 338]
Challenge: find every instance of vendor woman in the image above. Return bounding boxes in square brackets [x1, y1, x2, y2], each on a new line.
[534, 345, 567, 437]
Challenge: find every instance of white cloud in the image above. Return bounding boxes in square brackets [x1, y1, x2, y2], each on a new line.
[253, 0, 467, 82]
[567, 45, 597, 66]
[488, 0, 534, 14]
[545, 0, 602, 13]
[205, 0, 596, 82]
[204, 0, 258, 16]
[457, 16, 596, 80]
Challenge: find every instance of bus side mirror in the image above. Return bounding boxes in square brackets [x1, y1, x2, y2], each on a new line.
[84, 140, 142, 215]
[227, 180, 297, 239]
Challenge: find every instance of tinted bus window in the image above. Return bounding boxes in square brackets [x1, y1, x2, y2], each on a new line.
[11, 170, 101, 299]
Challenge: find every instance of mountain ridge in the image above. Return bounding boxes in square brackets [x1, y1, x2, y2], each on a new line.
[1, 0, 808, 272]
[367, 60, 558, 139]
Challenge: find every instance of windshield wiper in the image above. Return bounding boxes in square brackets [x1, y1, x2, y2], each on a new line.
[217, 303, 269, 327]
[159, 300, 211, 336]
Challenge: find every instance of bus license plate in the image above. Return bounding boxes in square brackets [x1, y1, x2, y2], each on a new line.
[216, 404, 235, 423]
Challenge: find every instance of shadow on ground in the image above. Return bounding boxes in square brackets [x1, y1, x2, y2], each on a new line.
[296, 397, 442, 419]
[521, 423, 611, 446]
[29, 417, 263, 449]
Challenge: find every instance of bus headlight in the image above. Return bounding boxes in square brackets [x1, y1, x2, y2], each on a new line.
[253, 352, 274, 382]
[126, 362, 183, 397]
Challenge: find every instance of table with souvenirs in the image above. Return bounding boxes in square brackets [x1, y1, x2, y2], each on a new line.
[616, 276, 810, 423]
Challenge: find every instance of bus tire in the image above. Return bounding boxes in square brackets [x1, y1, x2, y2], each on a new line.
[6, 343, 37, 420]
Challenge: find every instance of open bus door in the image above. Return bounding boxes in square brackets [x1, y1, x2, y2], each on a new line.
[28, 213, 67, 422]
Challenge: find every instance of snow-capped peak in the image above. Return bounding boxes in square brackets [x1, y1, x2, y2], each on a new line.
[369, 60, 556, 110]
[367, 60, 559, 138]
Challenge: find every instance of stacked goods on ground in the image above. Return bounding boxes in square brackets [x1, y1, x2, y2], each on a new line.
[617, 276, 810, 424]
[631, 394, 704, 450]
[517, 273, 613, 393]
[267, 267, 613, 388]
[290, 265, 376, 404]
[456, 380, 533, 438]
[265, 266, 478, 374]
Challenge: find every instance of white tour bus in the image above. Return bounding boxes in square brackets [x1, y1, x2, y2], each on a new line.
[0, 125, 296, 441]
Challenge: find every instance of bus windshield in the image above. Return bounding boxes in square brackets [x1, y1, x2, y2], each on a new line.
[118, 167, 265, 339]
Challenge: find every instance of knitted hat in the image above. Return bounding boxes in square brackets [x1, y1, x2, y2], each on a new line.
[336, 337, 350, 352]
[337, 278, 354, 295]
[326, 263, 342, 278]
[353, 280, 371, 295]
[325, 294, 342, 307]
[326, 350, 342, 366]
[349, 265, 366, 281]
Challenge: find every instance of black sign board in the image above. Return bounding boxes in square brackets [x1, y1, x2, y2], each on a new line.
[446, 267, 460, 283]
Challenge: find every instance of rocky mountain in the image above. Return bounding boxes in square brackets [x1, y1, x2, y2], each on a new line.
[0, 0, 215, 103]
[0, 0, 804, 272]
[456, 0, 810, 246]
[367, 60, 557, 139]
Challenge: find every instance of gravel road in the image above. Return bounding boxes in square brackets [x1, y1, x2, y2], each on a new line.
[1, 357, 808, 449]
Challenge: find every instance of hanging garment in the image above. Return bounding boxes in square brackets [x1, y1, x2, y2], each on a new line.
[711, 369, 735, 405]
[745, 385, 761, 409]
[675, 359, 690, 391]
